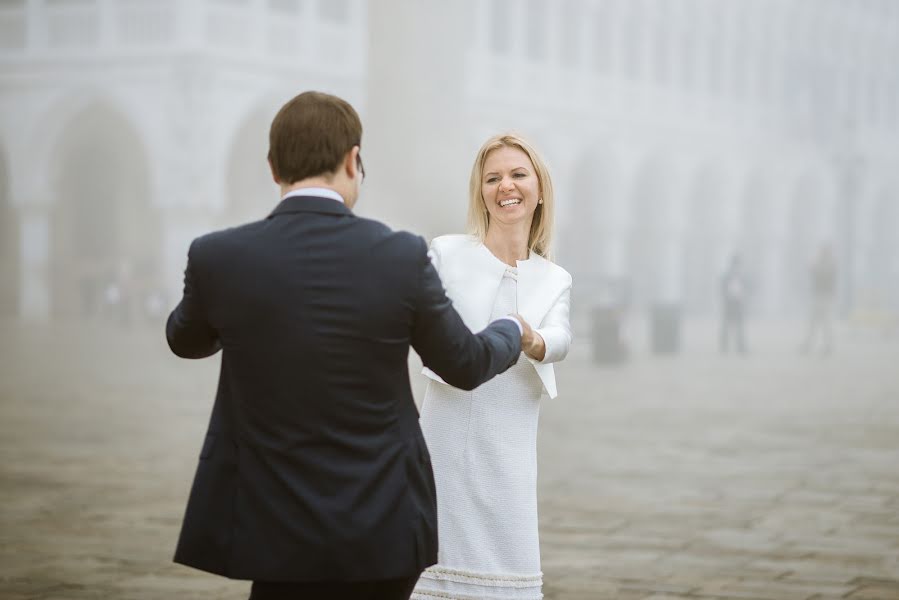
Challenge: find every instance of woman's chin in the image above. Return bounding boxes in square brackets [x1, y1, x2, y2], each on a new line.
[492, 211, 534, 227]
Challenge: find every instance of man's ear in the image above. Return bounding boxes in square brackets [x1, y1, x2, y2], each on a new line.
[345, 145, 360, 180]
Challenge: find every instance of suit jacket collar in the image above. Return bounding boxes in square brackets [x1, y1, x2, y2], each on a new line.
[267, 196, 353, 219]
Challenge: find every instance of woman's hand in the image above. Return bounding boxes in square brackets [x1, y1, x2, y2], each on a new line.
[512, 313, 546, 361]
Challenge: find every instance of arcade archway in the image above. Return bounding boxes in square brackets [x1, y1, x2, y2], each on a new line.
[48, 102, 159, 320]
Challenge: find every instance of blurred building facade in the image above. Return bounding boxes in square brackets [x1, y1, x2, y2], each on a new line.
[0, 0, 367, 321]
[1, 0, 897, 325]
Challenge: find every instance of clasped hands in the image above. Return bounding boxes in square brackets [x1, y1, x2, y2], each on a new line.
[512, 313, 545, 362]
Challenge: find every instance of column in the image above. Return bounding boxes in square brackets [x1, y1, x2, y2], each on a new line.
[658, 231, 684, 305]
[362, 0, 472, 236]
[19, 204, 51, 321]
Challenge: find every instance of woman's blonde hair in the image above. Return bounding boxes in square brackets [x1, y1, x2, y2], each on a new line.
[467, 133, 555, 258]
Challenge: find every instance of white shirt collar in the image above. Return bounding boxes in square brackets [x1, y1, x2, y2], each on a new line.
[281, 187, 345, 204]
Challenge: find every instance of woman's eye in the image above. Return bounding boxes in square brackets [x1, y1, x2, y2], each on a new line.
[513, 173, 526, 178]
[486, 177, 499, 183]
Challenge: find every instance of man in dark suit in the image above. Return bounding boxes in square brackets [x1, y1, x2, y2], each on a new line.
[166, 91, 533, 600]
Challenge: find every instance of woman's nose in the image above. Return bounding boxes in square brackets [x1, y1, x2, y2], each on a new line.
[499, 177, 514, 191]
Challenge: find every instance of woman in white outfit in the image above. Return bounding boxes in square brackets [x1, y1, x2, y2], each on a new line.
[412, 134, 572, 600]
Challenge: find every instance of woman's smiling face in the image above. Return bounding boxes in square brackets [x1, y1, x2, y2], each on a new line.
[481, 145, 540, 229]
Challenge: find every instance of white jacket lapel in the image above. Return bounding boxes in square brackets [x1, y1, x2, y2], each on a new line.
[439, 240, 506, 332]
[517, 253, 567, 327]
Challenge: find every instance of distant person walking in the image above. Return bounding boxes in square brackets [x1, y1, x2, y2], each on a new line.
[719, 254, 748, 354]
[800, 243, 837, 355]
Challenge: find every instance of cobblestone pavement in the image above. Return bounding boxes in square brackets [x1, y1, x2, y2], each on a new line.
[1, 320, 898, 599]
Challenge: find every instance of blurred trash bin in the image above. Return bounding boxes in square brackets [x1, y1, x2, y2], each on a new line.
[651, 302, 681, 354]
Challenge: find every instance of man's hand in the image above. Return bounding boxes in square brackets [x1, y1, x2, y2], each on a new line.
[512, 313, 546, 361]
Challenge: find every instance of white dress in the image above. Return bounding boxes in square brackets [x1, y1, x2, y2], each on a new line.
[413, 266, 545, 600]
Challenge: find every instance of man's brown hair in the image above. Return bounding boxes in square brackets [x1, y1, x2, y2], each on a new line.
[268, 91, 362, 184]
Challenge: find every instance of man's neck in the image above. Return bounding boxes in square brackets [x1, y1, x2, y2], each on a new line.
[280, 177, 339, 198]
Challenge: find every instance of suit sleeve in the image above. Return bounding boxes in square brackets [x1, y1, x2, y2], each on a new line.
[410, 237, 521, 391]
[534, 279, 572, 364]
[426, 238, 442, 273]
[166, 240, 222, 359]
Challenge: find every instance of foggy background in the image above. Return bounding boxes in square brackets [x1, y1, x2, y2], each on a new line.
[1, 1, 899, 598]
[0, 0, 897, 328]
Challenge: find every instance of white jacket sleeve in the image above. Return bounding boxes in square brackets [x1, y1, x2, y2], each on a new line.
[534, 280, 571, 364]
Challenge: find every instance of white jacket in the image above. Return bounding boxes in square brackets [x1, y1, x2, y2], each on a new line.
[422, 234, 572, 399]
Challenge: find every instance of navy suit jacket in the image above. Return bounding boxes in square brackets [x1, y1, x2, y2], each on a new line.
[166, 196, 520, 582]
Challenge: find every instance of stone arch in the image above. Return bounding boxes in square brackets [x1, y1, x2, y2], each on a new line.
[47, 100, 160, 321]
[0, 144, 17, 317]
[681, 163, 730, 315]
[30, 89, 150, 199]
[222, 106, 279, 226]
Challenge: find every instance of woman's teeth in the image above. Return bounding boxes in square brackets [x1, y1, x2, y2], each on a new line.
[500, 199, 521, 207]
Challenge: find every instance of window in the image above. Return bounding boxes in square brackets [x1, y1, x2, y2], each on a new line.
[651, 25, 669, 85]
[593, 9, 614, 74]
[867, 75, 882, 128]
[525, 0, 546, 61]
[889, 77, 899, 128]
[489, 0, 512, 54]
[0, 10, 25, 49]
[559, 0, 581, 66]
[680, 33, 694, 89]
[707, 36, 722, 94]
[116, 0, 176, 46]
[621, 16, 644, 79]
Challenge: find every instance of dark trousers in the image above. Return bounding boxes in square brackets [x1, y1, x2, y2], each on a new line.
[249, 575, 419, 600]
